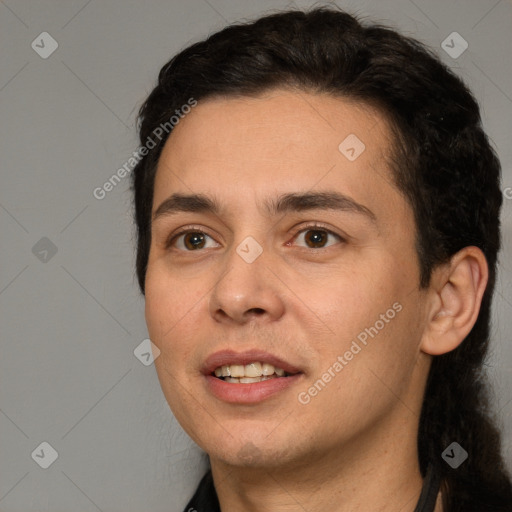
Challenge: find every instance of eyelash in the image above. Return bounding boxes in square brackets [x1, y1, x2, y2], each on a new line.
[165, 223, 345, 251]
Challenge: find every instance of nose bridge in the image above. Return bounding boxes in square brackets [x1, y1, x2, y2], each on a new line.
[208, 231, 285, 323]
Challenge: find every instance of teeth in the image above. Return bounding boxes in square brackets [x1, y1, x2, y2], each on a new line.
[244, 362, 262, 377]
[240, 376, 264, 383]
[224, 375, 278, 384]
[262, 363, 275, 376]
[215, 365, 232, 377]
[212, 361, 289, 379]
[229, 364, 245, 378]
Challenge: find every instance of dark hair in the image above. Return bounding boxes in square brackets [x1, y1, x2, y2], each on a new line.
[130, 6, 512, 510]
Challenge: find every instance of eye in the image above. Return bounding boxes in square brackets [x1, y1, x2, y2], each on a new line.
[166, 224, 344, 252]
[168, 229, 220, 251]
[291, 225, 344, 249]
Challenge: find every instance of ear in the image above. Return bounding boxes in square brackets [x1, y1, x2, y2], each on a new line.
[421, 246, 488, 356]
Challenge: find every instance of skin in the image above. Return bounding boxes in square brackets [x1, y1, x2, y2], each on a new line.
[144, 89, 488, 512]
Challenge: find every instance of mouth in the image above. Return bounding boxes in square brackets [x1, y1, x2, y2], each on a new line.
[211, 362, 297, 383]
[202, 349, 304, 403]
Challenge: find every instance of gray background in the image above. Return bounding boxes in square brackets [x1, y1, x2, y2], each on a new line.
[1, 0, 511, 510]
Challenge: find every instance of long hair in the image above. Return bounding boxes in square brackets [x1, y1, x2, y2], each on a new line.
[130, 7, 512, 510]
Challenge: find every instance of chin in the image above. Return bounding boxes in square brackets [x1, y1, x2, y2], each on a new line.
[203, 432, 300, 469]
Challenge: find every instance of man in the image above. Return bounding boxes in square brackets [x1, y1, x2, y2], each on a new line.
[130, 7, 512, 511]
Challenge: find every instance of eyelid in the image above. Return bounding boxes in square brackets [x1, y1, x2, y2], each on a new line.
[289, 222, 346, 248]
[165, 224, 219, 249]
[165, 222, 346, 250]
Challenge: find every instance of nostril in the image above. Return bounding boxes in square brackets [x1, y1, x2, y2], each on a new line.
[248, 308, 265, 315]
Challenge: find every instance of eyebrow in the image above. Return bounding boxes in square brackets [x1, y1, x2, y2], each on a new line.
[152, 191, 376, 223]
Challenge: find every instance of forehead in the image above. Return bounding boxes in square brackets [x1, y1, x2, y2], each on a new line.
[152, 89, 404, 224]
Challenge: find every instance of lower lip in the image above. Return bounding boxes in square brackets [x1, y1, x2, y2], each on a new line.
[204, 374, 303, 404]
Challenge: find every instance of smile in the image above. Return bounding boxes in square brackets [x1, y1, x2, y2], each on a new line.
[212, 362, 293, 383]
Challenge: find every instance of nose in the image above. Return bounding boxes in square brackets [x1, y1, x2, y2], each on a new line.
[208, 240, 285, 325]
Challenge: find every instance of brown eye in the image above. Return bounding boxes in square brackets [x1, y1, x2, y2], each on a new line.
[169, 230, 220, 251]
[183, 232, 206, 250]
[294, 228, 342, 249]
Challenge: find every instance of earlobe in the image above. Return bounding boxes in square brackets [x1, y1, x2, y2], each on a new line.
[420, 246, 488, 356]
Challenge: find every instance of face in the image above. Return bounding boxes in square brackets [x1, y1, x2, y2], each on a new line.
[144, 89, 431, 470]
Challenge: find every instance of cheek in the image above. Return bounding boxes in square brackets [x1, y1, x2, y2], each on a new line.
[144, 271, 199, 411]
[303, 303, 421, 433]
[311, 265, 399, 344]
[145, 262, 200, 333]
[144, 263, 213, 377]
[313, 266, 418, 388]
[144, 271, 171, 345]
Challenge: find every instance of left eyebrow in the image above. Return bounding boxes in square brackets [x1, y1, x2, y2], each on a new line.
[267, 191, 376, 222]
[152, 191, 377, 223]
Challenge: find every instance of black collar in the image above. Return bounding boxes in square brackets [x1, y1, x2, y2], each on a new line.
[184, 463, 441, 512]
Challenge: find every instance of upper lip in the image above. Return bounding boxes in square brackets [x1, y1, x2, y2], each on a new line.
[202, 349, 302, 376]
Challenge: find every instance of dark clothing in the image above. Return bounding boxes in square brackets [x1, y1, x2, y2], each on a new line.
[183, 463, 441, 512]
